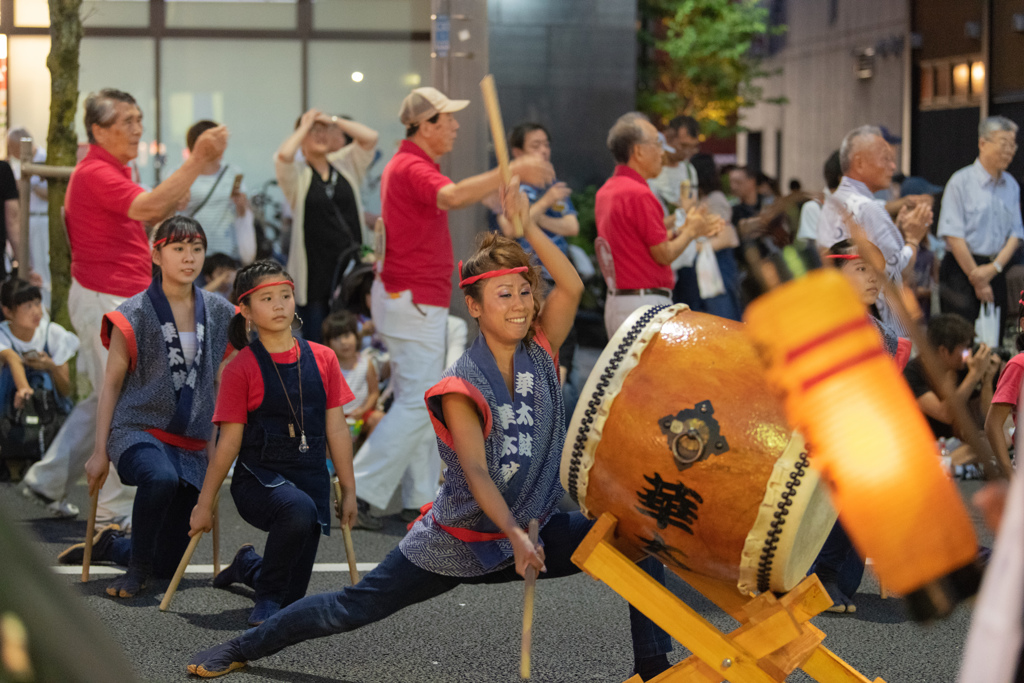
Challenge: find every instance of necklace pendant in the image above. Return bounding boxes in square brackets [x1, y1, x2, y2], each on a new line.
[288, 423, 295, 438]
[299, 434, 309, 453]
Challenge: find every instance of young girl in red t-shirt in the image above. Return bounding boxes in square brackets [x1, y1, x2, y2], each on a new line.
[189, 260, 357, 627]
[985, 294, 1024, 468]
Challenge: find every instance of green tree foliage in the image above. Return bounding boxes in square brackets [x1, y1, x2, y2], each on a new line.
[45, 0, 82, 333]
[638, 0, 786, 136]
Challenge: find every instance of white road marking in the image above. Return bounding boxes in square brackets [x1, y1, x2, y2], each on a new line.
[51, 562, 379, 576]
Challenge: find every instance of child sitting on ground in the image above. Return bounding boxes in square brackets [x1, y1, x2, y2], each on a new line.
[322, 311, 383, 444]
[0, 278, 77, 482]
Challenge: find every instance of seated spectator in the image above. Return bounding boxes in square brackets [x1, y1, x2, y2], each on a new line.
[322, 311, 383, 444]
[903, 313, 1001, 441]
[200, 252, 240, 301]
[0, 278, 77, 481]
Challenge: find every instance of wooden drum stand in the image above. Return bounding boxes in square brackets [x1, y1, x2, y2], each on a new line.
[573, 514, 886, 683]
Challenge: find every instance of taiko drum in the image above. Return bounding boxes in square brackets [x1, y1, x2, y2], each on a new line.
[560, 304, 836, 593]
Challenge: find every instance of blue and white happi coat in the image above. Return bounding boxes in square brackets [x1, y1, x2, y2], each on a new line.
[102, 279, 236, 489]
[399, 327, 566, 577]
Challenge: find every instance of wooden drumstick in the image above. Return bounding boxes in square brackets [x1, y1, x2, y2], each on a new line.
[520, 518, 540, 679]
[212, 498, 221, 577]
[81, 488, 100, 583]
[332, 478, 360, 584]
[160, 491, 219, 612]
[480, 74, 523, 238]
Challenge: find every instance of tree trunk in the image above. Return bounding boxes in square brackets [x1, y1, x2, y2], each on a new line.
[45, 0, 82, 332]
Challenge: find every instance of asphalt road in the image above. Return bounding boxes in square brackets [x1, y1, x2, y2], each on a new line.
[1, 474, 995, 683]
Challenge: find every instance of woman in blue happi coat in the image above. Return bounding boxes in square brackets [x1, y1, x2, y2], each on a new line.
[187, 180, 673, 681]
[59, 216, 236, 598]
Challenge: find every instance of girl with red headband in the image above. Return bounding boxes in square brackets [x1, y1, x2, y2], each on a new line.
[189, 259, 357, 627]
[808, 238, 913, 614]
[58, 217, 236, 599]
[186, 182, 673, 681]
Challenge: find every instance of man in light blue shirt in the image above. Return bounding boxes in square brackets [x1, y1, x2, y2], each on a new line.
[818, 126, 932, 336]
[938, 116, 1023, 334]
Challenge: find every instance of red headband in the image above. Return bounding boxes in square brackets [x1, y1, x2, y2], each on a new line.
[825, 254, 860, 260]
[237, 280, 295, 302]
[458, 260, 529, 288]
[152, 234, 203, 249]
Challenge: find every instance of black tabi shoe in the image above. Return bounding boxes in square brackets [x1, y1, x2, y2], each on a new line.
[57, 524, 123, 565]
[187, 640, 248, 678]
[248, 599, 280, 626]
[106, 567, 148, 598]
[213, 544, 256, 589]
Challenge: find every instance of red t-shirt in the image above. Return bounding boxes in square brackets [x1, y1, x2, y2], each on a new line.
[65, 145, 151, 297]
[379, 140, 455, 307]
[992, 353, 1024, 424]
[213, 342, 354, 425]
[595, 165, 673, 290]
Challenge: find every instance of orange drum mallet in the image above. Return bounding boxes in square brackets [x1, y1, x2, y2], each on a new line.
[744, 247, 982, 620]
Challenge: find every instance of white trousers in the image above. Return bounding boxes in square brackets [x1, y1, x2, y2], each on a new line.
[23, 279, 136, 522]
[352, 280, 446, 510]
[603, 292, 673, 339]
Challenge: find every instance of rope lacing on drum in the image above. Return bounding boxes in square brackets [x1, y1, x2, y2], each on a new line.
[566, 306, 668, 504]
[755, 450, 810, 593]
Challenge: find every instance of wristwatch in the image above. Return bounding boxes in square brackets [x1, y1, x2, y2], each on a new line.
[992, 260, 1003, 274]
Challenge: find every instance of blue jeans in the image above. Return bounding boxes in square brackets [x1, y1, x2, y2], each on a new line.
[235, 511, 671, 662]
[810, 521, 864, 596]
[108, 442, 198, 578]
[231, 466, 322, 606]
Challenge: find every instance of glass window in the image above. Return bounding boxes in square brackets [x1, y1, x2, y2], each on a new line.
[8, 37, 51, 149]
[13, 0, 49, 27]
[308, 39, 430, 192]
[14, 1, 151, 32]
[160, 38, 302, 193]
[79, 38, 158, 180]
[83, 0, 151, 28]
[313, 0, 431, 31]
[165, 1, 297, 30]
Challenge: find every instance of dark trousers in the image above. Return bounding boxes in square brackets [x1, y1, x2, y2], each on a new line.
[671, 250, 742, 321]
[297, 300, 329, 344]
[231, 467, 322, 606]
[108, 442, 199, 579]
[810, 521, 864, 596]
[939, 251, 1022, 336]
[235, 511, 672, 663]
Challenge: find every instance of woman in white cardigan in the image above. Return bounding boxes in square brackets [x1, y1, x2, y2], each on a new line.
[275, 109, 378, 342]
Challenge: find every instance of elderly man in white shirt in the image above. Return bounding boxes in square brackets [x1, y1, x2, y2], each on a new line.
[818, 125, 932, 336]
[938, 116, 1023, 334]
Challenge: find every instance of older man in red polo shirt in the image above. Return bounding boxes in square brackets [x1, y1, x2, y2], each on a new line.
[21, 88, 227, 527]
[597, 112, 720, 336]
[351, 87, 553, 529]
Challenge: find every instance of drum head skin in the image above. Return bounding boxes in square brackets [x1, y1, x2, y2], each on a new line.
[561, 305, 836, 594]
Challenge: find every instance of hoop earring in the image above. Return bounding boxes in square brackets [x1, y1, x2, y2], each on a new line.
[246, 319, 253, 337]
[292, 313, 304, 332]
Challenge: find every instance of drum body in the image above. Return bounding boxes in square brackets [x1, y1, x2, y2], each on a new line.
[561, 305, 836, 594]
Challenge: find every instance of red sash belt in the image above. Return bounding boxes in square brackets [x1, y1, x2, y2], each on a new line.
[146, 428, 207, 452]
[407, 502, 510, 541]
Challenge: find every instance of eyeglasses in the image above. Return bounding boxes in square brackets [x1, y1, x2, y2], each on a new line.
[984, 137, 1018, 152]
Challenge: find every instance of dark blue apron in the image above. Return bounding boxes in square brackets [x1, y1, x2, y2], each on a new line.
[237, 337, 331, 535]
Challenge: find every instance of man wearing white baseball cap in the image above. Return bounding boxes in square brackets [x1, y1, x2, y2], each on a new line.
[352, 87, 554, 529]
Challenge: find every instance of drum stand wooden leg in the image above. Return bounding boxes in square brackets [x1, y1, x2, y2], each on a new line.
[572, 513, 887, 683]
